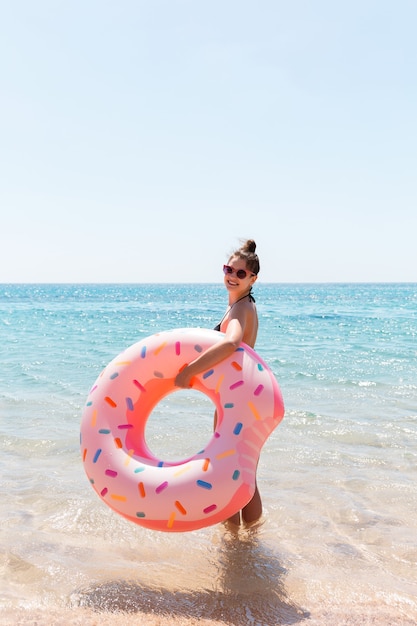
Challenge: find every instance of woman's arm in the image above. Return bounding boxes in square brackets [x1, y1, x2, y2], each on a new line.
[174, 317, 244, 388]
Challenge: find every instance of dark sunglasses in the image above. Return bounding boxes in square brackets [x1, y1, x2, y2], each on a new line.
[223, 265, 255, 280]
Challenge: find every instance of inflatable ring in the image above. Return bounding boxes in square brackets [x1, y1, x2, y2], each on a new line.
[80, 328, 284, 532]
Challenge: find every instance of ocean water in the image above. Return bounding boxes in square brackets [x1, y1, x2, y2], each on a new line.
[1, 282, 416, 626]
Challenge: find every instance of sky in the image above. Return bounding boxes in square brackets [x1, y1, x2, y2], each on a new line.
[1, 0, 416, 283]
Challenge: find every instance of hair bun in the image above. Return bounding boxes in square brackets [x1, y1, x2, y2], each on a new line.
[230, 238, 260, 275]
[244, 239, 256, 253]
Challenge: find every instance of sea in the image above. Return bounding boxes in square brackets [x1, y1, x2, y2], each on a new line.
[1, 282, 416, 626]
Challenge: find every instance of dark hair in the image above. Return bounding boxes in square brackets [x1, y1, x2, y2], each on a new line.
[229, 239, 260, 275]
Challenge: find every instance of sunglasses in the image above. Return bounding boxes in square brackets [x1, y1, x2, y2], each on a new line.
[223, 265, 255, 280]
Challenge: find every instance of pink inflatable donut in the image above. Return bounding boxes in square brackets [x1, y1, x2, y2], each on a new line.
[80, 328, 284, 532]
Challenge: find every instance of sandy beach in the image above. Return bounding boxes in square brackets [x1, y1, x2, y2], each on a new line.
[2, 604, 417, 625]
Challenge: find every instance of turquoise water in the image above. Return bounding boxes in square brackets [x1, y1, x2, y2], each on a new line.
[1, 283, 416, 624]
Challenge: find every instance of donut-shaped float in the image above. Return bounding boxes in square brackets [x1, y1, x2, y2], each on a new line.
[80, 328, 284, 532]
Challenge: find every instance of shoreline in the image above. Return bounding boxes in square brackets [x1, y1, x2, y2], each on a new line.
[2, 605, 417, 626]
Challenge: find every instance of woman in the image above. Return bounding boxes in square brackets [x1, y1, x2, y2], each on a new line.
[174, 239, 262, 527]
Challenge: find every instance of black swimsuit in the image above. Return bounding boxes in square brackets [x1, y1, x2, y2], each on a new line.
[213, 291, 256, 332]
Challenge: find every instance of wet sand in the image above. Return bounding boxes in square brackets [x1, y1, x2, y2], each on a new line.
[2, 605, 416, 626]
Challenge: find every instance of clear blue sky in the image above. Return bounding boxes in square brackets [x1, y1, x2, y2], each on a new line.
[1, 1, 416, 283]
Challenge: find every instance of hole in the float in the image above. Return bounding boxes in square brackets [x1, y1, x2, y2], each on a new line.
[145, 389, 216, 463]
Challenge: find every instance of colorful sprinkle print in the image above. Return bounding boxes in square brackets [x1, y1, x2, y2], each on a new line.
[233, 422, 243, 435]
[196, 479, 212, 490]
[80, 328, 284, 533]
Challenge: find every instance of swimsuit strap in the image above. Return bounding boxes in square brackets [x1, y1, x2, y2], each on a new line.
[214, 290, 256, 331]
[234, 291, 256, 305]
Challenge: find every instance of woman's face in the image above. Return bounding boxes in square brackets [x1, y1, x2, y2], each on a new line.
[223, 256, 257, 293]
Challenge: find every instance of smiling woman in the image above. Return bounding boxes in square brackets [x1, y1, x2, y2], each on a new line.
[174, 239, 265, 527]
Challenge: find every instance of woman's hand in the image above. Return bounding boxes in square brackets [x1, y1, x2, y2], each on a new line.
[174, 366, 194, 388]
